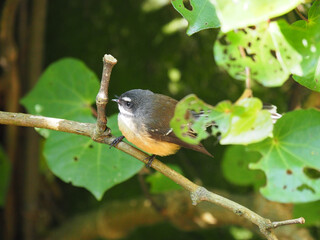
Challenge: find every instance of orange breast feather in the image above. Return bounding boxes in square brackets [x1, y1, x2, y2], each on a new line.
[118, 115, 180, 156]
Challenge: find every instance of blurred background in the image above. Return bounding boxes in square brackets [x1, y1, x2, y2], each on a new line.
[0, 0, 317, 240]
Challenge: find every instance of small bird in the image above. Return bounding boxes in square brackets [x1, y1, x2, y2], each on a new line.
[112, 89, 212, 165]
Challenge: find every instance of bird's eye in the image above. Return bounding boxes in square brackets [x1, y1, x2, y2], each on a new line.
[126, 101, 132, 108]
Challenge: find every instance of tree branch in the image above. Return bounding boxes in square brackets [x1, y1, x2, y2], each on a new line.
[0, 54, 306, 240]
[94, 54, 117, 137]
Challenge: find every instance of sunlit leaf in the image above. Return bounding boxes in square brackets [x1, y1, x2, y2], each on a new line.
[170, 94, 213, 145]
[214, 22, 303, 87]
[249, 109, 320, 203]
[171, 0, 220, 35]
[279, 1, 320, 91]
[212, 0, 302, 32]
[171, 95, 273, 145]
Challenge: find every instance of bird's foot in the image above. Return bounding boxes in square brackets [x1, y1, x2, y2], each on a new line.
[110, 136, 125, 149]
[145, 155, 156, 168]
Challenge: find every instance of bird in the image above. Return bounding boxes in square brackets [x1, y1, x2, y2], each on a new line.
[111, 89, 212, 166]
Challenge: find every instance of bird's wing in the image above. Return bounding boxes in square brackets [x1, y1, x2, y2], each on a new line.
[144, 94, 212, 157]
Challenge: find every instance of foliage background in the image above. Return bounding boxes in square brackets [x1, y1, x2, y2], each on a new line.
[0, 0, 319, 240]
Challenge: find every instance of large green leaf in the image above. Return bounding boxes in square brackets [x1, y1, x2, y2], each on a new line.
[0, 146, 10, 207]
[21, 58, 143, 199]
[21, 58, 99, 123]
[170, 95, 273, 145]
[279, 1, 320, 91]
[212, 0, 302, 32]
[214, 21, 302, 87]
[222, 145, 265, 188]
[171, 0, 220, 35]
[44, 115, 143, 200]
[249, 109, 320, 203]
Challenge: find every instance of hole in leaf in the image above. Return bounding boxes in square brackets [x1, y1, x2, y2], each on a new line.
[218, 35, 230, 46]
[229, 55, 236, 61]
[297, 184, 315, 193]
[303, 167, 320, 179]
[89, 144, 94, 149]
[256, 37, 260, 41]
[286, 169, 293, 175]
[248, 26, 256, 30]
[244, 48, 256, 62]
[73, 156, 78, 162]
[183, 0, 193, 10]
[241, 29, 247, 34]
[247, 42, 252, 48]
[270, 50, 277, 59]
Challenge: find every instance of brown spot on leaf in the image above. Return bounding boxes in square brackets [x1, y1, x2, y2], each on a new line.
[286, 169, 293, 175]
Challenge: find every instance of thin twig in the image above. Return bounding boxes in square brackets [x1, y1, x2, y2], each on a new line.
[268, 217, 305, 229]
[95, 54, 117, 136]
[295, 8, 308, 22]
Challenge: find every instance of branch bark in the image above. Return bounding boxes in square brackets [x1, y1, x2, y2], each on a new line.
[0, 54, 306, 240]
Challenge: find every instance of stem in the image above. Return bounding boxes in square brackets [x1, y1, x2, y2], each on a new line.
[95, 54, 117, 136]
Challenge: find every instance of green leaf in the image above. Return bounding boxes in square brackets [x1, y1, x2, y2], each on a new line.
[171, 0, 220, 35]
[44, 115, 143, 200]
[222, 145, 265, 188]
[214, 21, 303, 87]
[21, 58, 144, 199]
[0, 146, 11, 207]
[212, 0, 302, 32]
[278, 1, 320, 91]
[170, 94, 213, 145]
[21, 58, 99, 124]
[171, 95, 273, 145]
[249, 109, 320, 203]
[220, 98, 273, 145]
[293, 200, 320, 226]
[146, 164, 183, 193]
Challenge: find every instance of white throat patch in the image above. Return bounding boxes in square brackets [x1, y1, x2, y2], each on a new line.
[118, 105, 134, 117]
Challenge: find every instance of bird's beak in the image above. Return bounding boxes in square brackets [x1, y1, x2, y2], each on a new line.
[112, 98, 119, 103]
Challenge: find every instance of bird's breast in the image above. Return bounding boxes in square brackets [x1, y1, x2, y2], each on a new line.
[117, 113, 180, 156]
